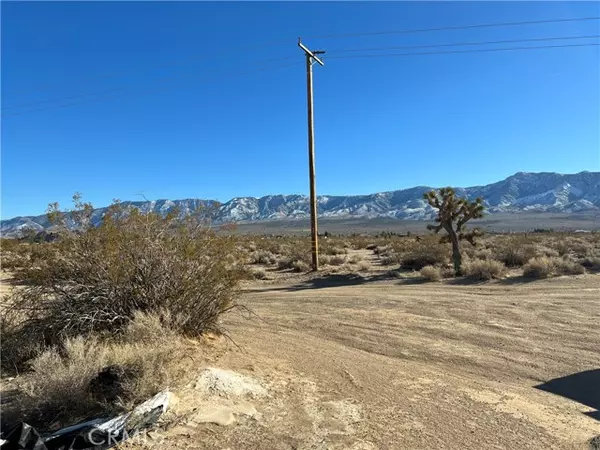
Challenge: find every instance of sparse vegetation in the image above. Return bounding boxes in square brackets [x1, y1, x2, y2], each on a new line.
[424, 187, 485, 276]
[420, 265, 442, 282]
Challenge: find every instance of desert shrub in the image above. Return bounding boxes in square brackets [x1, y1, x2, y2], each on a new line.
[291, 260, 310, 272]
[277, 252, 311, 271]
[580, 255, 600, 271]
[348, 254, 364, 264]
[474, 248, 494, 260]
[4, 312, 194, 429]
[495, 244, 538, 267]
[523, 256, 585, 278]
[523, 257, 555, 278]
[1, 199, 243, 370]
[356, 261, 370, 272]
[251, 250, 277, 265]
[533, 245, 559, 258]
[554, 258, 586, 275]
[329, 255, 346, 266]
[400, 244, 448, 270]
[320, 245, 347, 256]
[552, 238, 593, 258]
[379, 253, 402, 266]
[440, 266, 456, 279]
[374, 245, 391, 255]
[464, 260, 507, 280]
[251, 268, 268, 280]
[420, 265, 442, 282]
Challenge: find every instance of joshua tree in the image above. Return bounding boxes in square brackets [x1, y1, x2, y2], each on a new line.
[424, 187, 485, 276]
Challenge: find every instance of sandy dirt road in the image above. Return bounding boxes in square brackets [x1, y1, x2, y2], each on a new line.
[161, 274, 600, 450]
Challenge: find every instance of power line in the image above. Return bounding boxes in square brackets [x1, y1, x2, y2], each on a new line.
[325, 42, 600, 61]
[1, 60, 303, 118]
[304, 16, 600, 40]
[1, 55, 297, 111]
[4, 42, 597, 118]
[3, 39, 296, 96]
[325, 34, 600, 54]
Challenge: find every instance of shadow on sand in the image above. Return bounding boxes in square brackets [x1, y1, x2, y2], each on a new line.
[266, 272, 396, 292]
[535, 369, 600, 421]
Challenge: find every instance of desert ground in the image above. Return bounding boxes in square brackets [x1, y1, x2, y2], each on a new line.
[129, 269, 600, 450]
[2, 234, 599, 450]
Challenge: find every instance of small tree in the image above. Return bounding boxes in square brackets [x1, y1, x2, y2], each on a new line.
[424, 187, 485, 276]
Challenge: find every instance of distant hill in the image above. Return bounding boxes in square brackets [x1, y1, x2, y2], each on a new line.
[2, 171, 599, 236]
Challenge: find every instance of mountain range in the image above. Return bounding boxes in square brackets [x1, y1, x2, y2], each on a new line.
[2, 171, 599, 236]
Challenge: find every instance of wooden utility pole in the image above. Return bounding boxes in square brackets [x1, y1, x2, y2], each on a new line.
[298, 38, 325, 271]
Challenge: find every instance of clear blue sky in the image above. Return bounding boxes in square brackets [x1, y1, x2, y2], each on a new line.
[2, 1, 599, 218]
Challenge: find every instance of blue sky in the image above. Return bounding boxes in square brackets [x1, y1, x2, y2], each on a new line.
[2, 1, 599, 218]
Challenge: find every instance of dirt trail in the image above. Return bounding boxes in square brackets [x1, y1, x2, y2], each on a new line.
[153, 274, 600, 449]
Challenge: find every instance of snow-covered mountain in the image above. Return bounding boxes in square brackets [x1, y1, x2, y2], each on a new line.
[2, 171, 599, 236]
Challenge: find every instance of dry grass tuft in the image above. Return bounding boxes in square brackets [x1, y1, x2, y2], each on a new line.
[3, 312, 195, 430]
[420, 265, 442, 282]
[356, 261, 371, 272]
[251, 268, 269, 280]
[291, 260, 311, 272]
[348, 254, 364, 264]
[329, 255, 347, 266]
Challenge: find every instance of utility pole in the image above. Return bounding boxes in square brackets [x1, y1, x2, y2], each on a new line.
[298, 38, 325, 272]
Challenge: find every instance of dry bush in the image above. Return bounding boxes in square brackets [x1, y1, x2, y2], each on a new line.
[1, 200, 243, 371]
[251, 250, 277, 265]
[495, 243, 538, 267]
[374, 245, 391, 255]
[356, 261, 370, 272]
[329, 255, 346, 266]
[523, 257, 555, 278]
[523, 256, 585, 278]
[420, 265, 442, 282]
[348, 254, 364, 264]
[320, 244, 347, 256]
[581, 255, 600, 271]
[277, 252, 311, 272]
[400, 243, 448, 270]
[553, 239, 593, 258]
[553, 258, 586, 275]
[464, 259, 506, 280]
[4, 312, 194, 429]
[440, 266, 456, 279]
[251, 268, 268, 280]
[533, 245, 560, 258]
[379, 252, 402, 266]
[291, 260, 310, 272]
